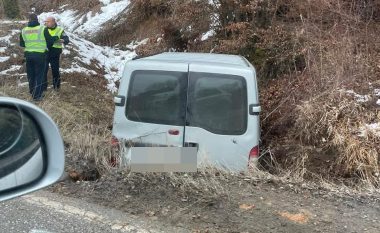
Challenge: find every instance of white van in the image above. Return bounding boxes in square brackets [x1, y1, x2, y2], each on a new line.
[112, 52, 261, 171]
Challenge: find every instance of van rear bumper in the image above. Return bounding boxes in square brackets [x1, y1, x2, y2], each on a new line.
[123, 141, 198, 150]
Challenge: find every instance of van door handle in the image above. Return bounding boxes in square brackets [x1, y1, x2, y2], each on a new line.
[185, 142, 198, 148]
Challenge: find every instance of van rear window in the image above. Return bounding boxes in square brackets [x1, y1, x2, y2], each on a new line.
[188, 72, 247, 135]
[126, 70, 187, 126]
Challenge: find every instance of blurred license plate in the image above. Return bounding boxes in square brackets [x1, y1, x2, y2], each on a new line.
[130, 147, 197, 172]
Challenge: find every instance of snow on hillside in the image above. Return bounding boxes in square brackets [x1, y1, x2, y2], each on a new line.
[64, 32, 136, 92]
[0, 15, 136, 92]
[1, 0, 219, 92]
[36, 0, 135, 92]
[39, 0, 130, 37]
[0, 25, 23, 76]
[342, 87, 380, 138]
[0, 29, 20, 45]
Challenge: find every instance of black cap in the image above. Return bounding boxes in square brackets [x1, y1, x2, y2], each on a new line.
[29, 13, 38, 23]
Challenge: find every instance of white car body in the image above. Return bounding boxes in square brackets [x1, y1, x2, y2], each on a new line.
[112, 52, 261, 171]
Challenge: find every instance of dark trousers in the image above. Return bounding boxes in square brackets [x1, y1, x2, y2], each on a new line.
[44, 54, 61, 90]
[25, 53, 47, 100]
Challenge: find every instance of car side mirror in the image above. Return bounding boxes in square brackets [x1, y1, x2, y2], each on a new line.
[0, 97, 65, 202]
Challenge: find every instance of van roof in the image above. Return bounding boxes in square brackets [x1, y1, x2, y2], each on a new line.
[140, 52, 251, 68]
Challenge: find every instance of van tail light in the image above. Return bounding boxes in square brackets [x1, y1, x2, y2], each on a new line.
[109, 137, 120, 167]
[249, 145, 259, 159]
[248, 145, 259, 168]
[108, 156, 118, 167]
[111, 136, 119, 147]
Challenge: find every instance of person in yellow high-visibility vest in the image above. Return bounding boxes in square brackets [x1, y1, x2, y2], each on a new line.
[43, 16, 70, 91]
[20, 14, 59, 101]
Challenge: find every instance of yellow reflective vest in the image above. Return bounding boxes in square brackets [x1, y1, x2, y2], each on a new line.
[48, 27, 64, 49]
[21, 25, 47, 53]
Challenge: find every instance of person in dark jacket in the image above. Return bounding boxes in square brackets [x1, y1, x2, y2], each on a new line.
[43, 16, 70, 91]
[20, 14, 59, 101]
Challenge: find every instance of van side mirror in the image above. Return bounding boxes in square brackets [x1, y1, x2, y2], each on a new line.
[114, 95, 126, 107]
[249, 104, 261, 115]
[0, 97, 65, 202]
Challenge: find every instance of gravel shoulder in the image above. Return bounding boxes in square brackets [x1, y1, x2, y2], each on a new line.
[51, 172, 380, 233]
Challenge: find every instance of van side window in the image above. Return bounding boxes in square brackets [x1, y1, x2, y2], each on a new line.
[126, 70, 187, 126]
[188, 73, 247, 135]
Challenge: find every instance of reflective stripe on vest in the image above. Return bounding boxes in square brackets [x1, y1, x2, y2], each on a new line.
[49, 27, 64, 49]
[22, 26, 47, 53]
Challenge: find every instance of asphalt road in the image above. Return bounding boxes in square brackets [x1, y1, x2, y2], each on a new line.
[0, 191, 189, 233]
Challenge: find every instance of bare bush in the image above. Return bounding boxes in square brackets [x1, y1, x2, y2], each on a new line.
[290, 92, 379, 184]
[262, 0, 380, 186]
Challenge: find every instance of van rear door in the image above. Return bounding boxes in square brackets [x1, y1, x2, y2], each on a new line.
[115, 62, 189, 148]
[185, 64, 259, 171]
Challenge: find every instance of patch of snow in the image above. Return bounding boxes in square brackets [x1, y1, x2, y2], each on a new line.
[0, 56, 10, 62]
[366, 123, 380, 137]
[18, 82, 29, 87]
[345, 90, 370, 103]
[11, 29, 20, 34]
[61, 64, 97, 75]
[0, 56, 10, 63]
[359, 123, 380, 137]
[99, 0, 112, 5]
[376, 99, 380, 106]
[60, 4, 69, 9]
[0, 20, 28, 24]
[76, 1, 130, 36]
[41, 1, 131, 37]
[107, 82, 118, 93]
[62, 49, 71, 55]
[0, 47, 7, 53]
[66, 31, 136, 92]
[0, 30, 20, 44]
[0, 20, 13, 24]
[0, 35, 12, 44]
[126, 38, 149, 50]
[0, 65, 22, 75]
[201, 30, 216, 41]
[374, 89, 380, 96]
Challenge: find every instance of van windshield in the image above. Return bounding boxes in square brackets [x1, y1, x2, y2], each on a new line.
[187, 72, 247, 135]
[126, 70, 187, 126]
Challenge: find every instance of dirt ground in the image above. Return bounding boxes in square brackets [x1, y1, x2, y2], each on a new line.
[50, 171, 380, 233]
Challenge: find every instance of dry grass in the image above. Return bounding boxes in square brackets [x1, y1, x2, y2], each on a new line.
[291, 92, 379, 184]
[0, 72, 117, 180]
[262, 0, 380, 187]
[22, 0, 101, 14]
[39, 98, 117, 176]
[300, 1, 379, 184]
[115, 166, 231, 201]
